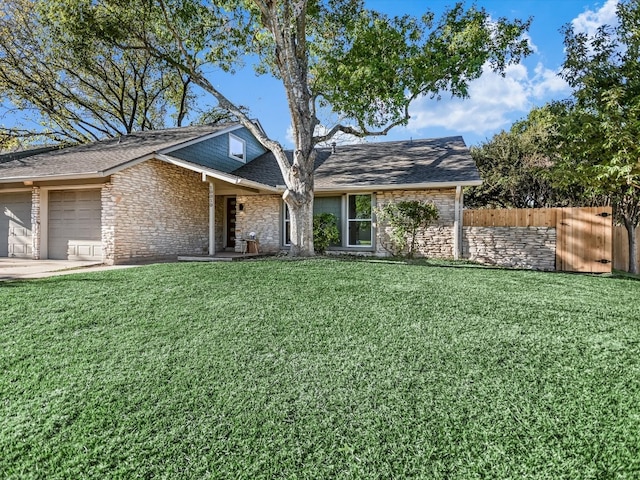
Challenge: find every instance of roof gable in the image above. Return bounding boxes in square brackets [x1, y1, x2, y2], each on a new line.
[169, 126, 267, 173]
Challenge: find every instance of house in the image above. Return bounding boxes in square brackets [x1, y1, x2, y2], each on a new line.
[0, 122, 481, 264]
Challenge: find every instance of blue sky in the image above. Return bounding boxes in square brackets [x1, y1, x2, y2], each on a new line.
[204, 0, 619, 147]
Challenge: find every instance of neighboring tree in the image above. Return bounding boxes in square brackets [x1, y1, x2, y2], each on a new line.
[0, 0, 195, 144]
[466, 106, 604, 209]
[376, 200, 439, 259]
[467, 107, 560, 209]
[556, 0, 640, 273]
[312, 213, 339, 254]
[52, 0, 531, 255]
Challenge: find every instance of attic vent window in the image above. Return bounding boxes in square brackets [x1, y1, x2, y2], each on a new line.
[229, 133, 246, 162]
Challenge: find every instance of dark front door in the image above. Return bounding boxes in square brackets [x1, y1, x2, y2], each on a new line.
[226, 197, 237, 248]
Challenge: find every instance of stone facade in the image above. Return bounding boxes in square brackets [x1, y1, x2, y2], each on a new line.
[235, 194, 282, 253]
[375, 189, 457, 258]
[463, 226, 556, 270]
[31, 187, 41, 259]
[105, 160, 209, 264]
[101, 183, 115, 264]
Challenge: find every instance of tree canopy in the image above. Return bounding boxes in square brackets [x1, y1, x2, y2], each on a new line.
[555, 0, 640, 273]
[0, 0, 195, 145]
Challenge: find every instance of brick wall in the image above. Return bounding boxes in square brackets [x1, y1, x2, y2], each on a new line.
[106, 160, 209, 263]
[235, 194, 282, 253]
[375, 189, 456, 258]
[463, 226, 556, 270]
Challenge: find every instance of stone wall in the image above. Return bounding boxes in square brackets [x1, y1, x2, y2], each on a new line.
[106, 160, 209, 263]
[463, 226, 556, 270]
[31, 187, 41, 259]
[375, 189, 457, 258]
[235, 194, 281, 253]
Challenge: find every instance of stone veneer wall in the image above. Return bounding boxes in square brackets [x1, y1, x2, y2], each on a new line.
[104, 160, 209, 264]
[235, 194, 281, 253]
[463, 226, 556, 270]
[375, 189, 457, 258]
[31, 187, 41, 259]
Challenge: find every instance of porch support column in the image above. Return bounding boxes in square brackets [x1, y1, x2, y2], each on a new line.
[209, 182, 216, 256]
[453, 185, 463, 260]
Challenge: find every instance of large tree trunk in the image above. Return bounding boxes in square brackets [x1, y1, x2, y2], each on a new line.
[283, 148, 315, 256]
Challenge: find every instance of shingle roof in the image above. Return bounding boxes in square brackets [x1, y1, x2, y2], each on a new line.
[0, 123, 238, 181]
[232, 136, 480, 189]
[0, 126, 480, 190]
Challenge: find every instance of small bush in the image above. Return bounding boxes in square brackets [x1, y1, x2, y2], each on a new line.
[376, 200, 439, 258]
[313, 212, 340, 254]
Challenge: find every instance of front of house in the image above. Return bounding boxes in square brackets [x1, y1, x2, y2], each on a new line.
[0, 122, 481, 264]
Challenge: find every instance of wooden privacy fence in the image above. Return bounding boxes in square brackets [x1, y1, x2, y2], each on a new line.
[613, 226, 640, 272]
[463, 207, 613, 273]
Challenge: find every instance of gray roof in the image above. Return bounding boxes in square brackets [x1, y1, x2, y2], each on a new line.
[0, 123, 238, 181]
[0, 125, 480, 190]
[232, 136, 480, 189]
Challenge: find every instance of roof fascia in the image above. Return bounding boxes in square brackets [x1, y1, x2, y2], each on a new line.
[314, 180, 482, 193]
[0, 171, 106, 183]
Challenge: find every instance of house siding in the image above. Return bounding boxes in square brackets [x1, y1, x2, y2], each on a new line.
[106, 160, 209, 264]
[375, 189, 456, 258]
[170, 127, 267, 173]
[235, 194, 282, 253]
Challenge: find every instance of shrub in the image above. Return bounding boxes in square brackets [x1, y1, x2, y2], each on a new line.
[313, 212, 340, 254]
[376, 200, 439, 258]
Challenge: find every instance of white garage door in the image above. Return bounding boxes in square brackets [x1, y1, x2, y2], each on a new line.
[0, 191, 33, 258]
[48, 189, 102, 261]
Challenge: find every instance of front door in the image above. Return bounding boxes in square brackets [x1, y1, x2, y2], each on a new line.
[226, 197, 237, 248]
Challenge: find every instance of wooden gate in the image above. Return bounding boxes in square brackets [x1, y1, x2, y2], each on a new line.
[555, 207, 612, 273]
[464, 206, 613, 273]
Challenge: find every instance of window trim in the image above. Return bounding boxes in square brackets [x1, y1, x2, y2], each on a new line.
[282, 194, 376, 250]
[346, 193, 373, 248]
[228, 133, 246, 162]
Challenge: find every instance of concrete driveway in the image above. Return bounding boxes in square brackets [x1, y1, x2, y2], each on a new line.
[0, 258, 135, 281]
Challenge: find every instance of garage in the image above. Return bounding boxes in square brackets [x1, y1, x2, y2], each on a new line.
[48, 189, 102, 261]
[0, 191, 33, 258]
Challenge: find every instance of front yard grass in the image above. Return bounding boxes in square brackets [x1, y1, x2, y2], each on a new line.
[1, 259, 639, 479]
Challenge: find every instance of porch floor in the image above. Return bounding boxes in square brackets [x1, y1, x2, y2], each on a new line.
[177, 252, 262, 262]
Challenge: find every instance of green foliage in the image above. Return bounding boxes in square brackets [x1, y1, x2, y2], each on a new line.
[1, 260, 640, 478]
[0, 0, 196, 144]
[376, 200, 439, 258]
[466, 106, 596, 209]
[313, 212, 340, 254]
[555, 0, 640, 272]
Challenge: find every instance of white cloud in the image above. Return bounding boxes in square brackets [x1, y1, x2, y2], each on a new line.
[572, 0, 619, 36]
[407, 62, 570, 135]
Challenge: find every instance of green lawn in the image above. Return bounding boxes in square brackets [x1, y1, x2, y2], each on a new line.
[1, 259, 639, 479]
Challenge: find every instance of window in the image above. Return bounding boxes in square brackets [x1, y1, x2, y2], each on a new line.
[348, 194, 372, 246]
[314, 196, 342, 246]
[283, 194, 374, 249]
[283, 204, 291, 245]
[229, 133, 246, 162]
